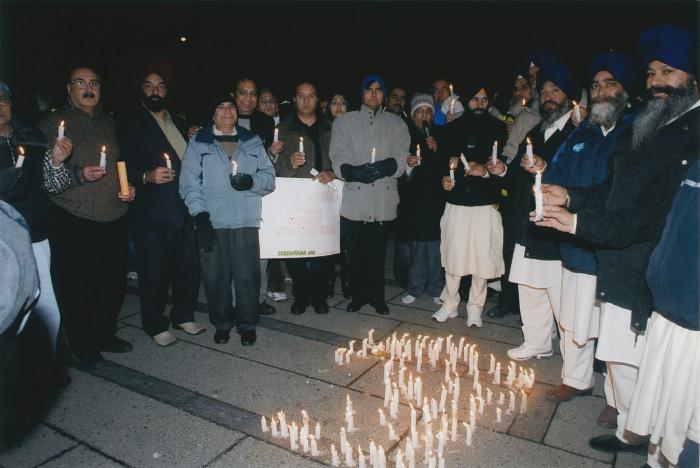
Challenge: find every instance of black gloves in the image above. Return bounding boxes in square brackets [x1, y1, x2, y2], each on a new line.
[230, 173, 254, 191]
[0, 167, 27, 201]
[372, 158, 398, 178]
[193, 212, 218, 253]
[341, 159, 398, 184]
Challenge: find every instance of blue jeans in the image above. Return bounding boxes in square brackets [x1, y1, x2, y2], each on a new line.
[678, 439, 699, 468]
[406, 240, 443, 297]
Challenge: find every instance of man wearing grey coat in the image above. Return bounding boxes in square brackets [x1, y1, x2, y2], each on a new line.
[330, 75, 409, 314]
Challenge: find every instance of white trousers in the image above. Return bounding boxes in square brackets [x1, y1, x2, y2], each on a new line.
[604, 361, 640, 444]
[441, 272, 487, 315]
[517, 283, 561, 352]
[30, 240, 61, 354]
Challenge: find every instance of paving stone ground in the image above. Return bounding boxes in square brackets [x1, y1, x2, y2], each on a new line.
[0, 242, 648, 468]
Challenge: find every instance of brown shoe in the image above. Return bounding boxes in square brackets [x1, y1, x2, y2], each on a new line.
[597, 404, 618, 429]
[546, 383, 594, 402]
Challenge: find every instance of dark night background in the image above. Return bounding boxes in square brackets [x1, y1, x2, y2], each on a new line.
[0, 1, 697, 124]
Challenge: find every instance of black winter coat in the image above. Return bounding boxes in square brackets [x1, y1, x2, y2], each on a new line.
[117, 107, 191, 229]
[570, 105, 700, 332]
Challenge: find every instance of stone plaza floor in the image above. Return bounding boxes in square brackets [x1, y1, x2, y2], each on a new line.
[0, 246, 647, 468]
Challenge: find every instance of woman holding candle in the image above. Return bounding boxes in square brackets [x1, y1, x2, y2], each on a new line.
[179, 94, 275, 346]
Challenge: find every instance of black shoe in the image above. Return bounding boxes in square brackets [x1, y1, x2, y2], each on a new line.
[486, 305, 514, 318]
[240, 330, 257, 346]
[259, 302, 276, 315]
[347, 300, 366, 312]
[588, 434, 648, 454]
[71, 351, 105, 370]
[99, 336, 133, 353]
[313, 303, 329, 314]
[291, 301, 308, 315]
[341, 278, 351, 299]
[214, 329, 230, 344]
[372, 302, 389, 315]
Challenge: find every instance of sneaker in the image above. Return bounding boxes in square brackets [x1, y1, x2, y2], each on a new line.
[126, 271, 138, 280]
[174, 321, 206, 335]
[432, 297, 443, 305]
[401, 294, 416, 304]
[431, 307, 458, 323]
[466, 311, 483, 328]
[153, 331, 177, 347]
[507, 343, 553, 361]
[268, 291, 288, 302]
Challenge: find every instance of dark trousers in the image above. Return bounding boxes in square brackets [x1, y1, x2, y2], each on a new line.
[49, 207, 127, 357]
[133, 224, 200, 336]
[286, 256, 330, 306]
[393, 240, 411, 289]
[497, 246, 520, 314]
[200, 227, 260, 332]
[344, 218, 390, 305]
[267, 260, 286, 293]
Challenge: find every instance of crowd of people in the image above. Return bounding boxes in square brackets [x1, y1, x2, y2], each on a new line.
[0, 22, 698, 467]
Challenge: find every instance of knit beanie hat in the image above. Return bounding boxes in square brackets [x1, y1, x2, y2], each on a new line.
[359, 75, 387, 102]
[410, 93, 435, 116]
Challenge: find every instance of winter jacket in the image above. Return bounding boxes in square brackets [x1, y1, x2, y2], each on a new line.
[570, 104, 699, 331]
[646, 160, 699, 330]
[396, 121, 445, 241]
[544, 111, 635, 274]
[179, 125, 275, 229]
[275, 114, 332, 178]
[117, 107, 191, 229]
[330, 105, 409, 222]
[0, 127, 52, 242]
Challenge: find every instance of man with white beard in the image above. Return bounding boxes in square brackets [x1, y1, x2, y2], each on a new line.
[535, 24, 699, 458]
[521, 52, 639, 415]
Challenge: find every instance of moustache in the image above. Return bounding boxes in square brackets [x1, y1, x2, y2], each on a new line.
[82, 92, 96, 99]
[147, 95, 163, 102]
[542, 100, 559, 107]
[647, 85, 683, 98]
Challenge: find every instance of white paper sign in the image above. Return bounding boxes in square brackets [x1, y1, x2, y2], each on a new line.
[259, 177, 343, 259]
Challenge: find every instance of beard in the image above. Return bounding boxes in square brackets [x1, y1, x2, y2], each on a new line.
[540, 98, 571, 130]
[142, 94, 168, 112]
[589, 91, 629, 128]
[632, 79, 697, 150]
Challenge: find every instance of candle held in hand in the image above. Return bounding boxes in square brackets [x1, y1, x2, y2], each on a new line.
[100, 145, 107, 170]
[58, 120, 65, 140]
[273, 128, 279, 143]
[526, 137, 534, 168]
[371, 147, 376, 164]
[14, 146, 25, 168]
[491, 140, 498, 165]
[534, 171, 544, 221]
[164, 153, 172, 169]
[231, 159, 238, 176]
[573, 100, 582, 122]
[117, 161, 129, 196]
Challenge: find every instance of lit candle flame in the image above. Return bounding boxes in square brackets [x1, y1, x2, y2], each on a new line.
[18, 145, 24, 155]
[163, 153, 170, 161]
[101, 145, 106, 152]
[527, 137, 532, 145]
[521, 98, 526, 107]
[59, 120, 65, 127]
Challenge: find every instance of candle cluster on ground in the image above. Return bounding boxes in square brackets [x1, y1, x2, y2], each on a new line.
[260, 329, 536, 467]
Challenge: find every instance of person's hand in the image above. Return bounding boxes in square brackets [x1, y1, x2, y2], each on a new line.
[406, 155, 420, 168]
[541, 184, 569, 206]
[442, 175, 455, 191]
[290, 152, 306, 169]
[571, 106, 588, 127]
[82, 165, 106, 182]
[270, 141, 284, 155]
[466, 161, 487, 177]
[316, 171, 334, 184]
[487, 158, 506, 176]
[230, 173, 254, 191]
[51, 137, 73, 165]
[193, 212, 218, 253]
[187, 125, 201, 139]
[426, 137, 438, 152]
[145, 167, 176, 184]
[117, 184, 135, 202]
[446, 111, 455, 123]
[520, 153, 545, 174]
[531, 205, 575, 233]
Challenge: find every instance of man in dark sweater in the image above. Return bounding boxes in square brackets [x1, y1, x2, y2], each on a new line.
[536, 25, 699, 457]
[118, 66, 204, 347]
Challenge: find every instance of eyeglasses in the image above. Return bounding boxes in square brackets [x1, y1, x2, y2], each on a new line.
[71, 79, 101, 89]
[0, 96, 10, 105]
[331, 100, 347, 106]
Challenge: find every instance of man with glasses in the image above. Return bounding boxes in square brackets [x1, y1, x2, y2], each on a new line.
[117, 65, 204, 347]
[275, 82, 334, 315]
[38, 66, 135, 369]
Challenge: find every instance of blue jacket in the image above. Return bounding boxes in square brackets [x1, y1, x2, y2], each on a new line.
[179, 125, 275, 229]
[646, 160, 699, 330]
[544, 111, 635, 274]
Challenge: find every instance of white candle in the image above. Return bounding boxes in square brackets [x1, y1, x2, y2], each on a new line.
[437, 429, 446, 456]
[478, 397, 485, 415]
[231, 159, 238, 176]
[58, 120, 65, 140]
[358, 445, 365, 468]
[271, 417, 278, 437]
[526, 137, 534, 168]
[14, 146, 25, 168]
[261, 416, 268, 432]
[573, 100, 581, 121]
[99, 145, 107, 169]
[449, 161, 456, 183]
[388, 423, 398, 441]
[299, 137, 304, 153]
[416, 144, 421, 158]
[449, 84, 454, 96]
[368, 329, 375, 345]
[310, 435, 318, 456]
[371, 147, 376, 164]
[315, 422, 321, 440]
[431, 398, 438, 420]
[369, 441, 377, 467]
[345, 442, 354, 467]
[331, 443, 340, 466]
[410, 404, 417, 433]
[278, 411, 288, 437]
[497, 407, 502, 423]
[273, 127, 279, 143]
[396, 448, 404, 468]
[489, 354, 496, 374]
[379, 408, 387, 426]
[301, 435, 310, 453]
[463, 422, 473, 446]
[508, 390, 516, 413]
[377, 446, 386, 468]
[487, 388, 493, 406]
[520, 390, 528, 414]
[439, 385, 447, 412]
[459, 153, 468, 173]
[164, 153, 172, 169]
[491, 141, 498, 164]
[499, 392, 505, 405]
[534, 171, 544, 221]
[450, 98, 455, 114]
[429, 456, 436, 468]
[438, 457, 445, 468]
[415, 377, 422, 403]
[494, 362, 501, 385]
[450, 415, 458, 442]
